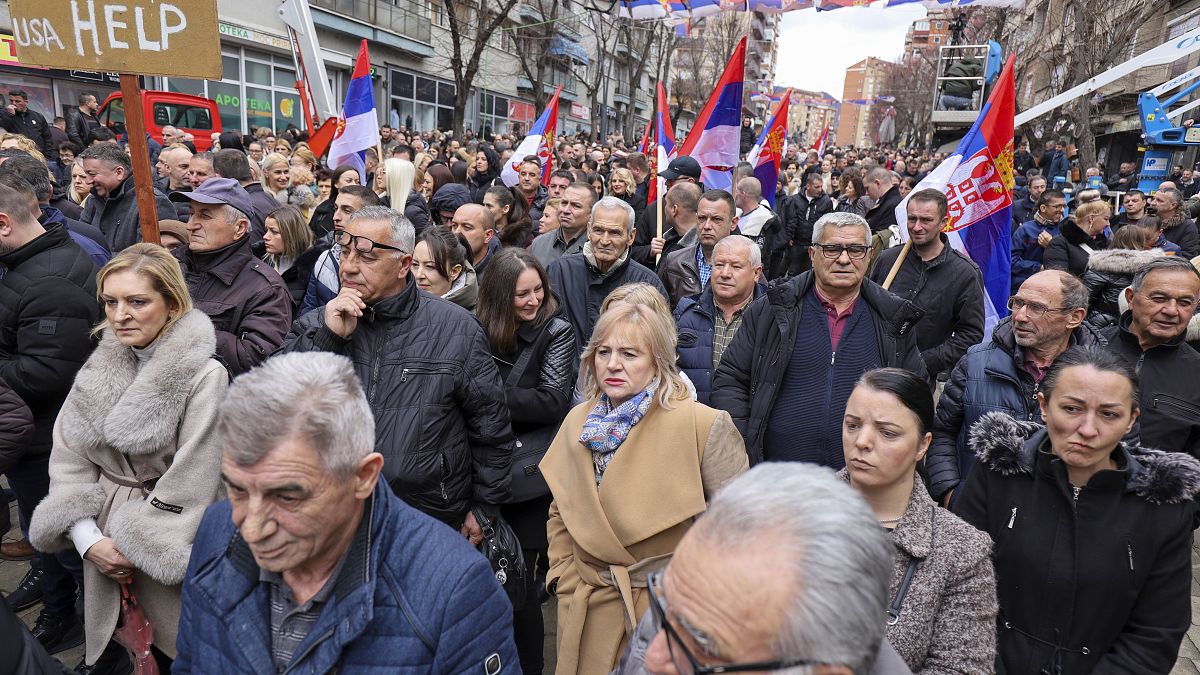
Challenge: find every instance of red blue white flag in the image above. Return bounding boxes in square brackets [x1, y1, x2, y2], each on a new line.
[810, 124, 829, 156]
[501, 87, 561, 188]
[680, 37, 746, 191]
[895, 55, 1016, 336]
[649, 82, 677, 205]
[746, 88, 790, 207]
[328, 40, 379, 177]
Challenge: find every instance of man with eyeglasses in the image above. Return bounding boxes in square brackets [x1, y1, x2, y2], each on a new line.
[614, 463, 912, 675]
[282, 205, 516, 541]
[298, 186, 382, 316]
[928, 270, 1101, 507]
[869, 189, 984, 382]
[171, 177, 292, 375]
[1103, 258, 1200, 457]
[548, 196, 667, 354]
[712, 212, 926, 469]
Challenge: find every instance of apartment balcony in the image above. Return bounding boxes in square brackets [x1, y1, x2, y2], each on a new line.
[515, 3, 543, 23]
[310, 0, 433, 56]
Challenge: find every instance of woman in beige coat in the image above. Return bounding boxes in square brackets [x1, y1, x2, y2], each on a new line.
[30, 244, 228, 672]
[542, 302, 749, 675]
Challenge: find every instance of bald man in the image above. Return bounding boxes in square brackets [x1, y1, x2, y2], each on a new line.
[733, 177, 786, 279]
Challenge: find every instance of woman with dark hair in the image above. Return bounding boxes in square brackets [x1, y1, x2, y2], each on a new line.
[957, 345, 1200, 674]
[836, 172, 870, 216]
[484, 185, 533, 248]
[422, 163, 454, 203]
[216, 131, 243, 153]
[841, 368, 996, 673]
[262, 205, 320, 317]
[586, 172, 605, 198]
[468, 145, 503, 202]
[306, 164, 361, 238]
[450, 158, 470, 187]
[476, 247, 576, 675]
[412, 226, 477, 310]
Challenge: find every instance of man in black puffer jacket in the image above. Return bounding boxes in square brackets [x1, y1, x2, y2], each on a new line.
[0, 174, 97, 651]
[711, 212, 926, 468]
[282, 205, 514, 536]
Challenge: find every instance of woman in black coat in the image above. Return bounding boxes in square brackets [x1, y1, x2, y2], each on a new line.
[1044, 200, 1110, 277]
[1081, 226, 1164, 332]
[476, 247, 576, 675]
[468, 145, 503, 204]
[956, 346, 1200, 675]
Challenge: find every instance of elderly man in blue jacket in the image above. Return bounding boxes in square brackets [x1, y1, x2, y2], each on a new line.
[175, 352, 517, 674]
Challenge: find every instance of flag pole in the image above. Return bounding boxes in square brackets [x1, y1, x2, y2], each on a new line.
[655, 79, 665, 264]
[881, 240, 911, 290]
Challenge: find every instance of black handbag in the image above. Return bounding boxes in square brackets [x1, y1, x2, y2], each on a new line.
[473, 506, 528, 610]
[499, 343, 558, 503]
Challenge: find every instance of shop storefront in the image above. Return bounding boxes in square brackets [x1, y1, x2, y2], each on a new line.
[0, 33, 121, 120]
[387, 68, 456, 133]
[478, 91, 534, 137]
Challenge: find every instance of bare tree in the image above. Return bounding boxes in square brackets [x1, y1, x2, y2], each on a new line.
[573, 9, 619, 140]
[438, 0, 522, 134]
[512, 0, 564, 114]
[670, 12, 743, 133]
[882, 52, 936, 148]
[616, 20, 661, 137]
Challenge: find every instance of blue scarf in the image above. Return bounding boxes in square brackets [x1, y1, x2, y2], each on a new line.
[580, 384, 656, 486]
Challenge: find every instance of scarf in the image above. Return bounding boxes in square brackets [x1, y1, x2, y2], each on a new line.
[580, 384, 656, 486]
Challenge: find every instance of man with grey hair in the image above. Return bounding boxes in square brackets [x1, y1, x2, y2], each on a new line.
[1149, 187, 1199, 257]
[549, 195, 668, 353]
[79, 141, 177, 251]
[675, 234, 765, 405]
[176, 352, 519, 674]
[532, 181, 594, 266]
[282, 205, 516, 540]
[170, 177, 292, 375]
[928, 270, 1100, 507]
[615, 463, 910, 675]
[712, 211, 925, 468]
[1103, 257, 1200, 457]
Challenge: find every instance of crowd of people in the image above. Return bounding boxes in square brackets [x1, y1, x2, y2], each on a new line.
[1, 89, 1200, 675]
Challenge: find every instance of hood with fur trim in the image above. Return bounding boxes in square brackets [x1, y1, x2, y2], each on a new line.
[1084, 248, 1166, 275]
[969, 411, 1200, 505]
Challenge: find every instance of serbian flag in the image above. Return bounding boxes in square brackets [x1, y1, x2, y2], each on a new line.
[502, 87, 561, 188]
[810, 124, 829, 156]
[679, 37, 746, 191]
[746, 88, 790, 208]
[328, 40, 378, 177]
[894, 56, 1015, 338]
[648, 82, 677, 205]
[638, 118, 652, 155]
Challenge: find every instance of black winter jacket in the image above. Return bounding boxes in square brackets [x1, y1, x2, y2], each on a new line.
[957, 414, 1200, 675]
[868, 235, 984, 378]
[1082, 248, 1165, 331]
[0, 107, 53, 154]
[0, 224, 98, 459]
[282, 278, 515, 524]
[784, 191, 834, 246]
[710, 272, 927, 464]
[1044, 218, 1106, 278]
[380, 191, 432, 234]
[80, 175, 177, 252]
[866, 185, 903, 233]
[548, 250, 668, 354]
[0, 374, 35, 473]
[1103, 313, 1200, 459]
[1162, 215, 1200, 258]
[928, 318, 1106, 502]
[65, 107, 100, 147]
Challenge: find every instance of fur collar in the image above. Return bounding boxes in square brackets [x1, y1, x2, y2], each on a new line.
[63, 310, 217, 456]
[1085, 248, 1166, 275]
[1189, 312, 1200, 343]
[969, 411, 1200, 505]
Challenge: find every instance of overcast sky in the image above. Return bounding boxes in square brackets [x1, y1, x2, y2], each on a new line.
[774, 4, 929, 99]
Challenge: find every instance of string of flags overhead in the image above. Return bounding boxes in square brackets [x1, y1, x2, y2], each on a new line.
[618, 0, 1024, 19]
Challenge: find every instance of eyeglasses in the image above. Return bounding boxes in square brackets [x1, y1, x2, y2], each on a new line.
[334, 230, 406, 256]
[646, 572, 822, 674]
[813, 244, 870, 260]
[1006, 296, 1074, 318]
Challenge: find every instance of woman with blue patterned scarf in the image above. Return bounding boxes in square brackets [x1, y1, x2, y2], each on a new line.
[540, 302, 748, 675]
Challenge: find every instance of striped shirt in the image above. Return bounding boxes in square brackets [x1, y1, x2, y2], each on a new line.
[261, 556, 347, 673]
[712, 304, 749, 370]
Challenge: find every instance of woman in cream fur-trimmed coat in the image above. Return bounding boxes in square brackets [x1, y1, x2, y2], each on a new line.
[29, 306, 227, 666]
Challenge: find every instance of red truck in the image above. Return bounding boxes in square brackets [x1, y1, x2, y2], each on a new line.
[97, 91, 221, 151]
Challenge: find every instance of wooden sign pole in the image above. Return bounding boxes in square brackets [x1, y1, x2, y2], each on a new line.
[120, 74, 161, 245]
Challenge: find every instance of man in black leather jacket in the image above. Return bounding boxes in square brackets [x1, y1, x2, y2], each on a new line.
[282, 205, 515, 540]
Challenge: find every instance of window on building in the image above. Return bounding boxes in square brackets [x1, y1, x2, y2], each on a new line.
[163, 48, 301, 134]
[389, 69, 455, 132]
[932, 36, 941, 44]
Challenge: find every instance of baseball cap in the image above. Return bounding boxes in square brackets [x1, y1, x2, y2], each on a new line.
[659, 156, 702, 181]
[169, 177, 253, 219]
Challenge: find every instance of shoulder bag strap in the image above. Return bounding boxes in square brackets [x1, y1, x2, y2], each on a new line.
[886, 505, 935, 626]
[504, 327, 544, 387]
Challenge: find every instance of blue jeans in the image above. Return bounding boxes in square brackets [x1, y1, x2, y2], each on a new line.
[6, 455, 82, 618]
[940, 94, 973, 111]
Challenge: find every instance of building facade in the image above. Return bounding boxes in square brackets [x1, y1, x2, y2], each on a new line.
[838, 56, 890, 148]
[0, 0, 655, 141]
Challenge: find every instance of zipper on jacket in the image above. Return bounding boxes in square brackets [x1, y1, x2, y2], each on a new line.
[438, 454, 449, 501]
[1127, 542, 1134, 571]
[282, 627, 336, 674]
[1072, 486, 1081, 508]
[1007, 507, 1017, 529]
[1135, 353, 1145, 373]
[830, 351, 836, 366]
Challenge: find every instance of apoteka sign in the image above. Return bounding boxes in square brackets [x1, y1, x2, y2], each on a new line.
[8, 0, 221, 79]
